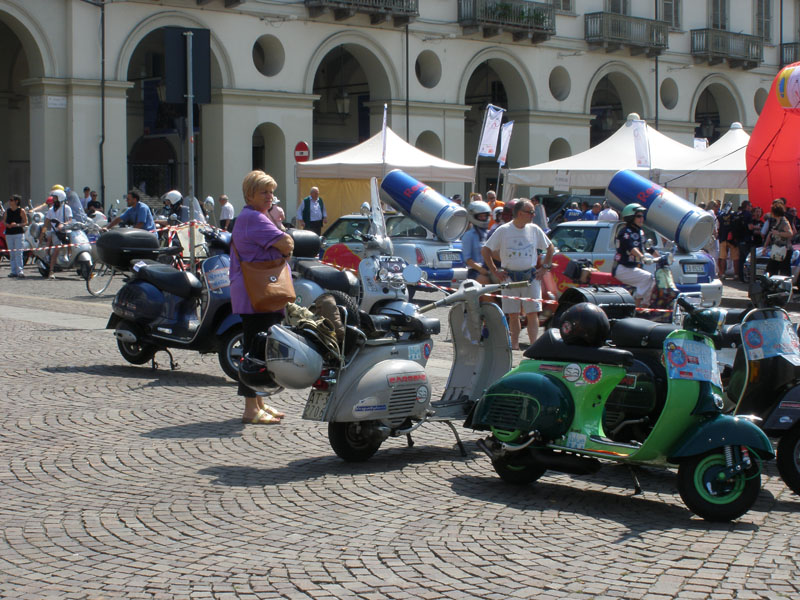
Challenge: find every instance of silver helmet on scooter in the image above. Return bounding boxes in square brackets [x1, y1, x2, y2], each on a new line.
[467, 200, 491, 229]
[265, 324, 324, 389]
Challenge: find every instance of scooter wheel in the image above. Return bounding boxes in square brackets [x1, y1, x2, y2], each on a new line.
[777, 425, 800, 495]
[116, 322, 157, 365]
[492, 454, 546, 485]
[677, 449, 761, 522]
[328, 421, 383, 462]
[217, 324, 243, 382]
[36, 257, 49, 278]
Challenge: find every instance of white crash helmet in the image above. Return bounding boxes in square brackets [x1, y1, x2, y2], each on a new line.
[50, 189, 67, 203]
[162, 190, 183, 206]
[265, 325, 324, 389]
[467, 200, 492, 229]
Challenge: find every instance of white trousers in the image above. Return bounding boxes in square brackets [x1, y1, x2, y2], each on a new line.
[615, 264, 655, 303]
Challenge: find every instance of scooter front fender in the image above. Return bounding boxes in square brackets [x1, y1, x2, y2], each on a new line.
[216, 313, 242, 336]
[76, 251, 92, 265]
[668, 415, 775, 462]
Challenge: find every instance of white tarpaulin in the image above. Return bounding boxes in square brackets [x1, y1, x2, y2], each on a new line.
[660, 123, 749, 189]
[295, 127, 475, 182]
[506, 113, 720, 189]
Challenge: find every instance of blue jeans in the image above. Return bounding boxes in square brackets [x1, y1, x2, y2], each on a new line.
[6, 233, 25, 275]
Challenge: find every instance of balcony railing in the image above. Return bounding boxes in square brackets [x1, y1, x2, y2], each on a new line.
[584, 12, 668, 56]
[305, 0, 418, 26]
[691, 29, 762, 70]
[781, 42, 800, 67]
[458, 0, 555, 43]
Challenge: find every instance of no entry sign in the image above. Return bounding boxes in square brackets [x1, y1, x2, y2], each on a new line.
[294, 141, 310, 163]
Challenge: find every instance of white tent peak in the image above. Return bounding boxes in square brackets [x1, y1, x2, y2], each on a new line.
[295, 127, 474, 182]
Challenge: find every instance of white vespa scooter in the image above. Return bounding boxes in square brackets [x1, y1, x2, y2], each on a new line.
[243, 275, 526, 462]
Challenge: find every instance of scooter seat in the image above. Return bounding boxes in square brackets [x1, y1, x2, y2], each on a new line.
[525, 328, 633, 366]
[609, 318, 677, 350]
[361, 312, 440, 338]
[295, 260, 359, 297]
[134, 263, 203, 298]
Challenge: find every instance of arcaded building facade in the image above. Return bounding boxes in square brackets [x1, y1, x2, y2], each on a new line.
[1, 0, 794, 211]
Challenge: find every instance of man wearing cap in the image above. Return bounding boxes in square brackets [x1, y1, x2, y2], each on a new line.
[486, 190, 504, 228]
[40, 189, 73, 279]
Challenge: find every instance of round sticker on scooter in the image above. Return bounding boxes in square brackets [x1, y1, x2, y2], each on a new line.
[423, 343, 432, 359]
[582, 364, 602, 384]
[744, 327, 763, 349]
[666, 343, 688, 368]
[563, 363, 582, 382]
[416, 385, 429, 403]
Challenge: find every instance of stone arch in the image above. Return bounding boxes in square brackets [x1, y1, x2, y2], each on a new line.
[252, 122, 287, 181]
[415, 130, 442, 158]
[583, 61, 649, 118]
[115, 10, 233, 88]
[304, 31, 398, 100]
[549, 138, 571, 160]
[689, 74, 744, 130]
[458, 47, 535, 110]
[0, 1, 52, 77]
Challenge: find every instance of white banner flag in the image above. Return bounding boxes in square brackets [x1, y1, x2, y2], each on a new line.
[478, 104, 504, 157]
[497, 121, 514, 166]
[631, 119, 651, 168]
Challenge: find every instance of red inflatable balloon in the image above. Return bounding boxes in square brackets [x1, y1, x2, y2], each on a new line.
[746, 62, 800, 210]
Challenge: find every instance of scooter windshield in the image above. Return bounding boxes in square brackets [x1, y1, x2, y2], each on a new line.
[741, 315, 800, 362]
[664, 338, 722, 387]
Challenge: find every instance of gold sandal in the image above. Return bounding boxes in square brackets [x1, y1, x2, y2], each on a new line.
[243, 408, 282, 424]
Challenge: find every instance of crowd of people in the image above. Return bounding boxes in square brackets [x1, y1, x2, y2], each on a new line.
[700, 196, 796, 280]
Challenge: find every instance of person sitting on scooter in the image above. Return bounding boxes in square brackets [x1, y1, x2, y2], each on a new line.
[231, 170, 295, 425]
[462, 200, 493, 284]
[105, 189, 157, 234]
[40, 189, 73, 280]
[613, 203, 658, 308]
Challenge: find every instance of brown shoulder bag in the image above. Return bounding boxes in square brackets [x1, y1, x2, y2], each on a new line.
[231, 241, 296, 312]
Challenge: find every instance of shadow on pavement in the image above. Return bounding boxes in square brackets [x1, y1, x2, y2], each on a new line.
[197, 443, 472, 486]
[143, 419, 246, 439]
[448, 470, 762, 533]
[42, 364, 230, 386]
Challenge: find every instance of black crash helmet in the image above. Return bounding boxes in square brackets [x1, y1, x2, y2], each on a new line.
[559, 302, 610, 346]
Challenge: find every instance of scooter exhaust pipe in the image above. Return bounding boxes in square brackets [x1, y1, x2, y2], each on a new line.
[477, 437, 602, 475]
[114, 329, 138, 344]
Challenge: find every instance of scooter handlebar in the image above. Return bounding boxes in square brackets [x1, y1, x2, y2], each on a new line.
[416, 279, 531, 313]
[676, 297, 696, 314]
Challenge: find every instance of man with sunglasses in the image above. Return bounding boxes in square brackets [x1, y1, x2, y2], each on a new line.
[482, 199, 554, 350]
[613, 203, 657, 307]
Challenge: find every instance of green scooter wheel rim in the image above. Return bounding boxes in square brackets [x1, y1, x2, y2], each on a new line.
[491, 427, 522, 444]
[693, 453, 746, 505]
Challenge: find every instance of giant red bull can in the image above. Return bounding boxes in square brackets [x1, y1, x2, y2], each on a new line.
[607, 170, 714, 252]
[380, 169, 468, 242]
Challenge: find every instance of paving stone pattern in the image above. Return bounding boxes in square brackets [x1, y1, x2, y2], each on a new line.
[1, 270, 799, 599]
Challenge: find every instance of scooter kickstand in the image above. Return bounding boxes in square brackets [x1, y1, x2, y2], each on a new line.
[627, 465, 643, 496]
[406, 433, 414, 448]
[445, 420, 467, 457]
[163, 348, 179, 371]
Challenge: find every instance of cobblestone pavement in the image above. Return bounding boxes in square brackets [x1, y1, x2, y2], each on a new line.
[1, 267, 799, 599]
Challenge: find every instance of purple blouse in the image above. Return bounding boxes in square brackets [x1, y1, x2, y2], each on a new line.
[229, 205, 287, 314]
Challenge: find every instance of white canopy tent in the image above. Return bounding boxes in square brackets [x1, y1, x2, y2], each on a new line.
[296, 127, 475, 182]
[505, 114, 705, 190]
[295, 127, 474, 222]
[660, 123, 749, 190]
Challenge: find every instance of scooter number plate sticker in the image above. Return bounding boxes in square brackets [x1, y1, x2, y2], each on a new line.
[664, 339, 721, 386]
[582, 365, 602, 384]
[353, 396, 388, 418]
[563, 363, 582, 382]
[742, 317, 800, 361]
[302, 389, 330, 422]
[408, 345, 422, 361]
[566, 432, 586, 449]
[205, 267, 230, 291]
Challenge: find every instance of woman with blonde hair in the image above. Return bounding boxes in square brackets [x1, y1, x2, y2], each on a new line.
[229, 170, 294, 424]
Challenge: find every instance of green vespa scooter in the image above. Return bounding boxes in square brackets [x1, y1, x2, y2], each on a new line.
[471, 299, 774, 522]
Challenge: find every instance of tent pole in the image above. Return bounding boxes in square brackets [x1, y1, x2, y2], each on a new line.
[472, 108, 489, 197]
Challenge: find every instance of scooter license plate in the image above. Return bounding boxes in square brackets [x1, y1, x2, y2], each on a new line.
[303, 389, 330, 421]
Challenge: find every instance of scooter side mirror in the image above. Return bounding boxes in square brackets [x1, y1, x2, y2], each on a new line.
[359, 202, 371, 217]
[403, 264, 423, 285]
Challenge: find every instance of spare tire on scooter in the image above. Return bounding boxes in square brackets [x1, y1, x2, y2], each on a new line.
[550, 286, 635, 329]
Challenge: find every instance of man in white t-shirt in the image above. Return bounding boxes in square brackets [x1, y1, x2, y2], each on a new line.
[482, 198, 554, 350]
[597, 201, 619, 221]
[219, 194, 234, 231]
